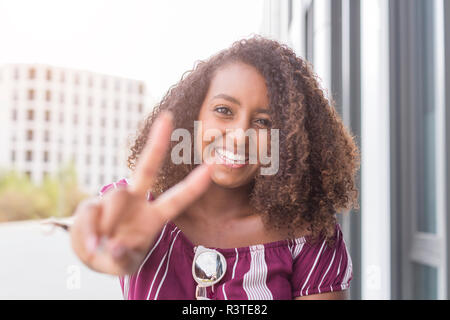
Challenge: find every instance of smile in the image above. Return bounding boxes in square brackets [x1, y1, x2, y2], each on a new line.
[214, 148, 249, 168]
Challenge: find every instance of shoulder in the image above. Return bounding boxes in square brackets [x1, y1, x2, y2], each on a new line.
[290, 223, 352, 298]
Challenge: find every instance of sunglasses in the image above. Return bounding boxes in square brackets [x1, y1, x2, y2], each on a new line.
[192, 245, 227, 300]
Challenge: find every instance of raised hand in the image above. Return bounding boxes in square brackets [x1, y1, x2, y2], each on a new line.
[70, 112, 212, 275]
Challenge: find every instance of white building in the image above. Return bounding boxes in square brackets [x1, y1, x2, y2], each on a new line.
[0, 64, 150, 194]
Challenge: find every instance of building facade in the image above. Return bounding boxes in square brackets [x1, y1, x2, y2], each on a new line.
[262, 0, 449, 300]
[0, 64, 149, 194]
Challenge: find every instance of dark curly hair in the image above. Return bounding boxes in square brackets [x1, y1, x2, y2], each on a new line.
[128, 35, 360, 245]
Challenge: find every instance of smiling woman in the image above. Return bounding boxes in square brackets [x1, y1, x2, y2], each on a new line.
[70, 35, 360, 300]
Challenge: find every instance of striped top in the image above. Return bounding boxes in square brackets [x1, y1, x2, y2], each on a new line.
[100, 179, 353, 300]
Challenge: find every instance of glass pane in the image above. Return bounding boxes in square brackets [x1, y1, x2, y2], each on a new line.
[412, 263, 438, 300]
[416, 0, 437, 234]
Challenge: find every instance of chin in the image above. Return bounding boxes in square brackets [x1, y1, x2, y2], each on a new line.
[210, 166, 257, 189]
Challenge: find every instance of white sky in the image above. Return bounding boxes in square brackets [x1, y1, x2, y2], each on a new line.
[0, 0, 265, 101]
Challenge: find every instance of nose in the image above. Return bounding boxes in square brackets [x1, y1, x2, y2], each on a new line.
[223, 116, 252, 154]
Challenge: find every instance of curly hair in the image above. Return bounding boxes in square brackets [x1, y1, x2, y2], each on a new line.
[128, 35, 360, 245]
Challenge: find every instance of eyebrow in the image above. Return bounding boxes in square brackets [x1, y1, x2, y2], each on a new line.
[211, 93, 241, 106]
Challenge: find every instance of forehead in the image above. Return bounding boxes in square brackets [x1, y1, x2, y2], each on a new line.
[206, 62, 269, 107]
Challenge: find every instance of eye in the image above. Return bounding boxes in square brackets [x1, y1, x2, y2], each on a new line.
[254, 118, 271, 128]
[214, 105, 232, 116]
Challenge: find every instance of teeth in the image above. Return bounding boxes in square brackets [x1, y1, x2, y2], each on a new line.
[215, 148, 246, 162]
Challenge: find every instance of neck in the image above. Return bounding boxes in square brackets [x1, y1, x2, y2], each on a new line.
[182, 181, 254, 225]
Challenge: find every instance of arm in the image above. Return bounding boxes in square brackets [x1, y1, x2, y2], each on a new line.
[294, 289, 349, 300]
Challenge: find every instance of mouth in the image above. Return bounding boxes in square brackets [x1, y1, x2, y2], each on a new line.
[214, 147, 249, 169]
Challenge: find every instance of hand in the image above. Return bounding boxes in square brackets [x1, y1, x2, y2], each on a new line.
[70, 111, 212, 275]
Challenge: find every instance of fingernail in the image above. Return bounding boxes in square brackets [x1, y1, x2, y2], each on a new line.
[86, 235, 98, 254]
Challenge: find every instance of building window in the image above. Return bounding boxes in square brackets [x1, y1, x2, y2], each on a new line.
[11, 109, 17, 121]
[85, 154, 91, 165]
[25, 150, 33, 162]
[11, 151, 15, 162]
[60, 72, 65, 83]
[29, 68, 36, 80]
[73, 95, 79, 106]
[88, 76, 93, 88]
[46, 69, 52, 81]
[74, 73, 80, 85]
[44, 130, 50, 142]
[87, 96, 93, 107]
[115, 80, 121, 92]
[26, 129, 33, 141]
[138, 103, 143, 113]
[27, 109, 34, 121]
[59, 112, 64, 124]
[43, 151, 49, 163]
[45, 110, 51, 122]
[73, 114, 78, 125]
[138, 82, 144, 95]
[114, 119, 119, 129]
[99, 155, 104, 165]
[86, 135, 91, 145]
[60, 93, 65, 104]
[102, 78, 108, 90]
[101, 118, 106, 127]
[46, 90, 51, 102]
[14, 68, 19, 80]
[28, 89, 35, 100]
[87, 116, 92, 127]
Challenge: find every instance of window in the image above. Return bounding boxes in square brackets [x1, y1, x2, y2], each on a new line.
[73, 95, 79, 106]
[29, 68, 36, 80]
[11, 151, 15, 162]
[46, 69, 52, 81]
[138, 82, 144, 95]
[14, 68, 19, 80]
[138, 103, 143, 113]
[46, 90, 51, 102]
[44, 130, 50, 142]
[27, 109, 34, 121]
[26, 129, 33, 141]
[45, 110, 51, 122]
[74, 74, 80, 85]
[60, 93, 65, 104]
[43, 151, 49, 163]
[86, 154, 91, 165]
[25, 150, 33, 162]
[28, 89, 35, 100]
[73, 114, 78, 125]
[102, 78, 108, 90]
[11, 109, 17, 121]
[60, 72, 65, 83]
[59, 112, 64, 124]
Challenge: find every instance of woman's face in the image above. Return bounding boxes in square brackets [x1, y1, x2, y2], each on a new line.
[195, 62, 271, 189]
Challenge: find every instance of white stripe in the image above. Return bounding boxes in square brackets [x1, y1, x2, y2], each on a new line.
[123, 275, 130, 300]
[317, 248, 336, 294]
[136, 224, 168, 282]
[300, 240, 326, 296]
[153, 229, 181, 300]
[222, 284, 228, 300]
[146, 252, 168, 300]
[243, 245, 273, 300]
[291, 238, 306, 259]
[232, 248, 239, 279]
[146, 226, 178, 299]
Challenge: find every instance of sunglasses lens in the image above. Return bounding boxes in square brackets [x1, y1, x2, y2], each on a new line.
[193, 251, 225, 285]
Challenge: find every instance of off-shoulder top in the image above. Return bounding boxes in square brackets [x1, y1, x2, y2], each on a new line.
[99, 179, 353, 300]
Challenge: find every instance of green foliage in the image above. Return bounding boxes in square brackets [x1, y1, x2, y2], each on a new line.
[0, 163, 89, 223]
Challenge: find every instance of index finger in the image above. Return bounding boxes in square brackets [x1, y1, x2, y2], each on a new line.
[130, 111, 173, 196]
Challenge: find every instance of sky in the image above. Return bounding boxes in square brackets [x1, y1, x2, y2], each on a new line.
[0, 0, 265, 102]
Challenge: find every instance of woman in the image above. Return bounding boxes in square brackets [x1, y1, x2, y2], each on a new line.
[70, 36, 360, 300]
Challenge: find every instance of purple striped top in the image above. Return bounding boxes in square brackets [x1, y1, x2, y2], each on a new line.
[100, 179, 353, 300]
